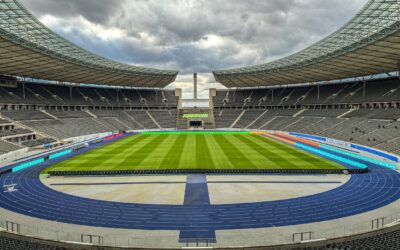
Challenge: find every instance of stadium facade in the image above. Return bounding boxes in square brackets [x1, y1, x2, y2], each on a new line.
[0, 0, 400, 249]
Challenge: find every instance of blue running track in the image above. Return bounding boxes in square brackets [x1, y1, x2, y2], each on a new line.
[0, 163, 399, 240]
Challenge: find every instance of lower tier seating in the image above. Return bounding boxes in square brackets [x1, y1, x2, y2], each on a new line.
[0, 140, 22, 154]
[323, 228, 400, 250]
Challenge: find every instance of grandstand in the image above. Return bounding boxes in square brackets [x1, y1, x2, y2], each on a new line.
[210, 77, 400, 155]
[0, 81, 178, 155]
[0, 0, 400, 249]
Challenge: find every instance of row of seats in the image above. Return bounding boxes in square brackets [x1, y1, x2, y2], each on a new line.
[16, 111, 175, 139]
[0, 128, 32, 137]
[1, 228, 400, 249]
[46, 111, 90, 119]
[148, 110, 177, 128]
[322, 228, 400, 250]
[213, 110, 243, 128]
[0, 113, 56, 153]
[1, 110, 52, 121]
[21, 138, 56, 147]
[213, 78, 400, 107]
[0, 140, 22, 154]
[0, 83, 178, 107]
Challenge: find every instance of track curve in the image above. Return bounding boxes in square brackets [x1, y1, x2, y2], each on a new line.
[0, 164, 399, 232]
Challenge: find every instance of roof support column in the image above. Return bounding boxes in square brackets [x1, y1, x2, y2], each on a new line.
[116, 90, 119, 103]
[22, 82, 25, 100]
[363, 80, 366, 98]
[271, 89, 274, 102]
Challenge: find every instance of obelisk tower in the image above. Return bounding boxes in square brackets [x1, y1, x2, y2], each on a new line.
[193, 73, 197, 101]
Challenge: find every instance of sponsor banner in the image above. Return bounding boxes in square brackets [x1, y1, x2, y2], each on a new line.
[326, 138, 352, 148]
[289, 132, 326, 142]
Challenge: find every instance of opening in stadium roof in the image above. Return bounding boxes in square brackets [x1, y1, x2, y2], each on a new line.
[213, 0, 400, 88]
[0, 0, 178, 88]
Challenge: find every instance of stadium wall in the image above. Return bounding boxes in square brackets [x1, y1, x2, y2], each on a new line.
[63, 132, 113, 144]
[0, 148, 29, 163]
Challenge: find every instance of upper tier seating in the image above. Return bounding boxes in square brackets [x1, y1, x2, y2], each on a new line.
[345, 108, 400, 120]
[213, 77, 400, 107]
[0, 82, 178, 107]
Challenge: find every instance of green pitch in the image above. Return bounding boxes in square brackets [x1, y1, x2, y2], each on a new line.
[44, 133, 344, 172]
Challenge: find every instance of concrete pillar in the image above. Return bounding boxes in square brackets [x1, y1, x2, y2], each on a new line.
[175, 88, 182, 109]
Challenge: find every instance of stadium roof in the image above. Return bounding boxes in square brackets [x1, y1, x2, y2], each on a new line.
[0, 0, 178, 88]
[213, 0, 400, 88]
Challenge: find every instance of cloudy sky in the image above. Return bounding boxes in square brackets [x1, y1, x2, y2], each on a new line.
[20, 0, 367, 98]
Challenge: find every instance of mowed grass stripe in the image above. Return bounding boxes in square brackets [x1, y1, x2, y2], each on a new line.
[251, 134, 343, 169]
[179, 134, 197, 169]
[244, 134, 317, 169]
[45, 134, 149, 171]
[250, 135, 335, 169]
[83, 135, 144, 156]
[196, 135, 214, 169]
[68, 135, 142, 162]
[204, 135, 235, 169]
[84, 135, 154, 169]
[234, 134, 295, 169]
[78, 135, 161, 171]
[113, 134, 169, 170]
[139, 134, 180, 169]
[213, 134, 257, 169]
[159, 135, 187, 169]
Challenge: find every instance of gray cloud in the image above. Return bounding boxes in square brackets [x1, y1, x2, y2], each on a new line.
[20, 0, 367, 98]
[21, 0, 123, 25]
